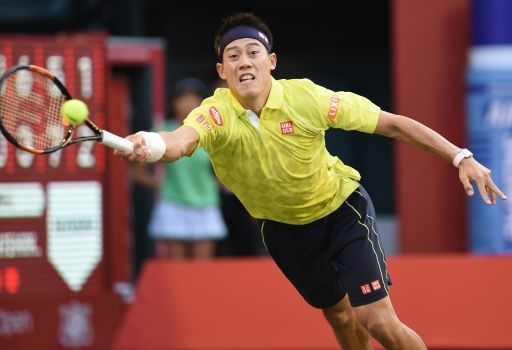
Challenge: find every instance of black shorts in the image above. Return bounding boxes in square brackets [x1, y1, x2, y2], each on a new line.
[258, 186, 392, 308]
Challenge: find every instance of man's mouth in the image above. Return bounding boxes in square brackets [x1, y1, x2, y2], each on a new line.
[239, 74, 255, 83]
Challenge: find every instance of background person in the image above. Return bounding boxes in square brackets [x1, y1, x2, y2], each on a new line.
[134, 78, 227, 259]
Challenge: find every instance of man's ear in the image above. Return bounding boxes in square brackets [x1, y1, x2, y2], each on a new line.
[216, 63, 226, 79]
[269, 53, 277, 71]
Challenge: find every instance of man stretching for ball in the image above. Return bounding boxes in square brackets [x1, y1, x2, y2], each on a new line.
[117, 12, 506, 350]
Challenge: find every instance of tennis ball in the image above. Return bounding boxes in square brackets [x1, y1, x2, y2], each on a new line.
[61, 99, 89, 125]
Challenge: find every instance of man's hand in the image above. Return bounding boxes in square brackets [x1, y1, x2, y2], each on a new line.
[113, 133, 151, 162]
[458, 157, 507, 204]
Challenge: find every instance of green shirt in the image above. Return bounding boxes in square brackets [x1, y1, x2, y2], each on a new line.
[183, 78, 380, 224]
[157, 120, 219, 207]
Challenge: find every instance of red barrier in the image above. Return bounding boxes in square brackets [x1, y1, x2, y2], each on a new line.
[393, 0, 470, 252]
[114, 256, 512, 350]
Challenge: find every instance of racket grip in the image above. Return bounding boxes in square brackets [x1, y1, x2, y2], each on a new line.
[101, 130, 134, 152]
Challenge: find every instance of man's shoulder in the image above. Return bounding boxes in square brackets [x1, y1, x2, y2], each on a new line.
[202, 88, 238, 112]
[277, 78, 316, 89]
[278, 78, 322, 97]
[202, 88, 228, 105]
[185, 90, 236, 130]
[277, 78, 322, 105]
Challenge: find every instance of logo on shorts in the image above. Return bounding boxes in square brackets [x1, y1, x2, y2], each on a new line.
[196, 114, 212, 132]
[360, 284, 372, 295]
[280, 121, 294, 135]
[327, 94, 340, 120]
[361, 280, 382, 295]
[371, 280, 382, 291]
[208, 107, 223, 126]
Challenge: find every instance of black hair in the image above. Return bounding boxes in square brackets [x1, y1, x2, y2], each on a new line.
[170, 78, 208, 100]
[213, 12, 273, 59]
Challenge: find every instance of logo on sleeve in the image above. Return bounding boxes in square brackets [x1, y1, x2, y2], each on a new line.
[327, 94, 340, 120]
[208, 107, 223, 126]
[280, 121, 294, 135]
[196, 114, 212, 133]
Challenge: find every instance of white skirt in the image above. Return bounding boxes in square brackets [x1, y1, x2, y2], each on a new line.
[148, 200, 227, 241]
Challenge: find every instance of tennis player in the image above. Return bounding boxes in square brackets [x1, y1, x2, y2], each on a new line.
[117, 12, 506, 350]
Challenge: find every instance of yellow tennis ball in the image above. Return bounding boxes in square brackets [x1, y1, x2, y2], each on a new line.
[61, 99, 89, 125]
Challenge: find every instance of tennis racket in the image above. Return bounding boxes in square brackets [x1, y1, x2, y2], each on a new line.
[0, 64, 133, 155]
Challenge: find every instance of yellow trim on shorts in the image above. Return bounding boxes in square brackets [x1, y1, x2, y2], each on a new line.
[366, 215, 390, 279]
[260, 221, 268, 251]
[345, 200, 388, 293]
[353, 190, 390, 278]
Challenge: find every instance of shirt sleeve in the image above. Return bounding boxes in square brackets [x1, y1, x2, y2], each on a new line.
[182, 103, 224, 155]
[310, 82, 381, 133]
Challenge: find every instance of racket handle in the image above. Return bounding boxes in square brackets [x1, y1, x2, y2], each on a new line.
[101, 130, 134, 152]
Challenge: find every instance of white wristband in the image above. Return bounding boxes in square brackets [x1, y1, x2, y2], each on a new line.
[136, 131, 166, 162]
[453, 148, 473, 168]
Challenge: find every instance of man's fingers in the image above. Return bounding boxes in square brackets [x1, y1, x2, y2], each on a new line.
[114, 135, 150, 162]
[126, 144, 149, 162]
[489, 188, 496, 205]
[459, 159, 507, 204]
[488, 181, 507, 201]
[134, 146, 143, 156]
[459, 173, 474, 196]
[476, 182, 491, 205]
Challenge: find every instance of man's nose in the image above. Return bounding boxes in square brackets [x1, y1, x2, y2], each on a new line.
[238, 53, 251, 68]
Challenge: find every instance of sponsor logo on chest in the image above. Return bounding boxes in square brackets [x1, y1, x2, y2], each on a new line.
[280, 121, 294, 135]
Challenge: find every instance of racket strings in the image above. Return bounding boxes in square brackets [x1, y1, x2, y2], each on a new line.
[0, 70, 69, 151]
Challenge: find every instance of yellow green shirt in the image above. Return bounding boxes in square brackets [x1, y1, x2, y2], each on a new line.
[183, 78, 380, 224]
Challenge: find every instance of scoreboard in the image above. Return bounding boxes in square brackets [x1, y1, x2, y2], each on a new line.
[0, 34, 109, 298]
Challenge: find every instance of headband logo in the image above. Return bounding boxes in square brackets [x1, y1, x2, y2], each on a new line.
[258, 32, 269, 44]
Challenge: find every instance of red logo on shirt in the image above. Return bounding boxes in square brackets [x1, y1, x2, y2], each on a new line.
[196, 114, 212, 132]
[327, 94, 340, 120]
[208, 107, 223, 126]
[280, 121, 294, 135]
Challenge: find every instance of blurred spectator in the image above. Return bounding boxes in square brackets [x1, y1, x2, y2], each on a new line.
[211, 79, 266, 257]
[134, 78, 227, 259]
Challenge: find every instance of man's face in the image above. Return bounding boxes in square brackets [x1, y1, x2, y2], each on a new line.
[216, 38, 276, 102]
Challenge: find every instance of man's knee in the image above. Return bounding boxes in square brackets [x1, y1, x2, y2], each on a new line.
[365, 314, 405, 345]
[322, 306, 356, 330]
[366, 315, 394, 333]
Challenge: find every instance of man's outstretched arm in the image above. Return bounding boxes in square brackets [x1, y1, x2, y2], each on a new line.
[114, 126, 200, 163]
[374, 110, 507, 205]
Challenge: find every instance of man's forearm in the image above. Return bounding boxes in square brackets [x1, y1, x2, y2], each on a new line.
[376, 112, 460, 163]
[159, 126, 200, 162]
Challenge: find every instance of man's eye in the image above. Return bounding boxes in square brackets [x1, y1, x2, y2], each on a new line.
[250, 50, 258, 55]
[229, 54, 238, 59]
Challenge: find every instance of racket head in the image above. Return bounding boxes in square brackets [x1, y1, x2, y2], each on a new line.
[0, 64, 75, 154]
